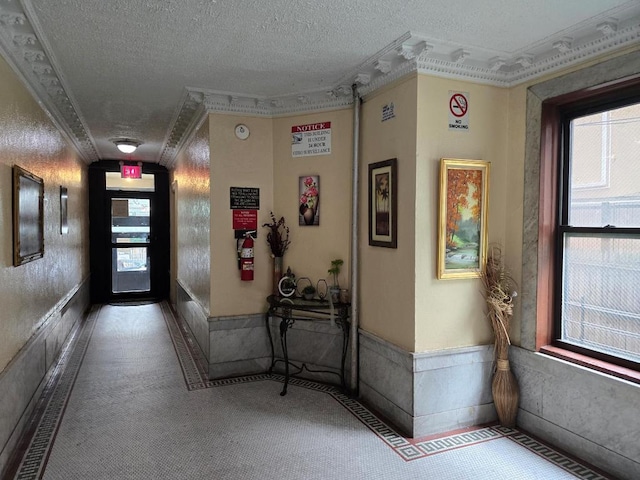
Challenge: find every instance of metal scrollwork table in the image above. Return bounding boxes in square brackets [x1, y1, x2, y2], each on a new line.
[265, 295, 350, 396]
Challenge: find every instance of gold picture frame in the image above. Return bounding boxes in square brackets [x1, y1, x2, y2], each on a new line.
[437, 158, 489, 279]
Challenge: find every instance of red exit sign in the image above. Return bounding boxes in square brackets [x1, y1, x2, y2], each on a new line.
[121, 165, 142, 179]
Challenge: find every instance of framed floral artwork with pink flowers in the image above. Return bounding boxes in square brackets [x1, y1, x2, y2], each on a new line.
[299, 175, 320, 225]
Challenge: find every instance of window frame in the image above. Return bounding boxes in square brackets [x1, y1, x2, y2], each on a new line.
[540, 79, 640, 374]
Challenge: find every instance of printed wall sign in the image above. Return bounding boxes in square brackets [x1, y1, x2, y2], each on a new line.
[448, 91, 469, 131]
[230, 187, 260, 209]
[291, 122, 331, 157]
[232, 210, 258, 230]
[382, 103, 395, 122]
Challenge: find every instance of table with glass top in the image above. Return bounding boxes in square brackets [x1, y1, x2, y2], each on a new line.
[265, 295, 351, 396]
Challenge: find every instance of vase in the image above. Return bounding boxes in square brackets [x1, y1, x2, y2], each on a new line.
[329, 286, 340, 303]
[492, 357, 519, 428]
[302, 207, 315, 225]
[272, 256, 283, 296]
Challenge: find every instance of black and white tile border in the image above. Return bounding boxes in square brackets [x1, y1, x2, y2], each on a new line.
[11, 305, 100, 480]
[163, 303, 611, 477]
[8, 303, 611, 479]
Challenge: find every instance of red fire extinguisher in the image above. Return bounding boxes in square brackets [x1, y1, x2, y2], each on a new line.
[240, 233, 254, 281]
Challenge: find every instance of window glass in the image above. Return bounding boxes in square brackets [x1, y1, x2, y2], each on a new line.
[561, 233, 640, 363]
[569, 103, 640, 228]
[560, 97, 640, 369]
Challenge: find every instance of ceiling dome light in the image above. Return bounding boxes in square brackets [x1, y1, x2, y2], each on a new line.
[114, 139, 140, 154]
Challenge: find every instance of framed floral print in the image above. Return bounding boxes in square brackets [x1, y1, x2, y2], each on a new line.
[299, 175, 320, 225]
[368, 158, 397, 248]
[437, 158, 490, 279]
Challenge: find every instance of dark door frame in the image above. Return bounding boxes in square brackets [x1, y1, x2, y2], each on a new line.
[89, 161, 170, 304]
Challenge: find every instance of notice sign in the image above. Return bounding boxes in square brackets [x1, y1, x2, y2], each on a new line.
[230, 187, 260, 209]
[233, 210, 258, 230]
[448, 91, 469, 131]
[382, 103, 395, 122]
[291, 122, 331, 157]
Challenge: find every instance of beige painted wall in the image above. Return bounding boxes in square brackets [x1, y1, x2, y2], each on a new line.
[359, 76, 418, 352]
[414, 75, 509, 352]
[172, 118, 212, 314]
[0, 56, 88, 372]
[272, 109, 353, 293]
[209, 114, 274, 316]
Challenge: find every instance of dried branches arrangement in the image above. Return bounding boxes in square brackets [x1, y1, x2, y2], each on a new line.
[262, 212, 290, 258]
[480, 244, 519, 427]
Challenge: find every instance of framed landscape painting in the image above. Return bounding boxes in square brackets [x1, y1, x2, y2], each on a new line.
[437, 158, 489, 279]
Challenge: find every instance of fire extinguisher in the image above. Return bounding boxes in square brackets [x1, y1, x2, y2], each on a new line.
[240, 233, 254, 281]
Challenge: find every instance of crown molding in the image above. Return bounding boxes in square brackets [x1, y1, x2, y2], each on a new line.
[159, 90, 206, 168]
[1, 1, 638, 167]
[159, 87, 354, 167]
[0, 0, 98, 163]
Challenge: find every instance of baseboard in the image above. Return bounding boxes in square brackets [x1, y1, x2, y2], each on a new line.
[0, 278, 90, 476]
[359, 330, 496, 438]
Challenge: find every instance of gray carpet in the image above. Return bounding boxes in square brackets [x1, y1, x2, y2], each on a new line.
[11, 303, 611, 480]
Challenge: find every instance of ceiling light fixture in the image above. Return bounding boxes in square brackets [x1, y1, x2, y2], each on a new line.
[114, 139, 140, 154]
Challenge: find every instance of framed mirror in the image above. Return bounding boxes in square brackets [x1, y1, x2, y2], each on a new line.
[13, 165, 44, 266]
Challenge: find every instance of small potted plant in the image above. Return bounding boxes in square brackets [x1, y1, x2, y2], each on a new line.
[328, 258, 343, 302]
[301, 284, 316, 300]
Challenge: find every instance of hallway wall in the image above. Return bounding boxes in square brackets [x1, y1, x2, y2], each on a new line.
[0, 54, 89, 474]
[173, 117, 211, 315]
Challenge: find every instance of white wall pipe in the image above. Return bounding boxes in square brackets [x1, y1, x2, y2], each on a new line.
[350, 85, 361, 394]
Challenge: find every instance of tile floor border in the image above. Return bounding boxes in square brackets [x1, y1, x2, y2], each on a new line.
[165, 303, 611, 477]
[7, 303, 613, 479]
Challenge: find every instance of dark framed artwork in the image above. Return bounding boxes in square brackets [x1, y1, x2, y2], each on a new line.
[368, 158, 397, 248]
[60, 186, 68, 234]
[437, 158, 490, 279]
[13, 165, 44, 266]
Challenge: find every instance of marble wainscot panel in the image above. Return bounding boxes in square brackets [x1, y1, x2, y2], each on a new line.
[359, 330, 496, 438]
[511, 347, 640, 480]
[267, 316, 351, 387]
[208, 314, 271, 379]
[176, 281, 210, 359]
[0, 280, 90, 475]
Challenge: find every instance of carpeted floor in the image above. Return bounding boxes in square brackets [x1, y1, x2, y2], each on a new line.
[6, 302, 612, 480]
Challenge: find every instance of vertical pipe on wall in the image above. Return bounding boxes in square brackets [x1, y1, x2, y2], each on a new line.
[350, 84, 361, 393]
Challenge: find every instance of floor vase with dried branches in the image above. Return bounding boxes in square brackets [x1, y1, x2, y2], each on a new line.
[482, 246, 519, 428]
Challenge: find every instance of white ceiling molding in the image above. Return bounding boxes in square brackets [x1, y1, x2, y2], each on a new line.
[0, 0, 98, 163]
[0, 2, 638, 167]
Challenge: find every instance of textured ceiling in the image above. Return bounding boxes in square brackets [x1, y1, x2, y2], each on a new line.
[0, 0, 639, 165]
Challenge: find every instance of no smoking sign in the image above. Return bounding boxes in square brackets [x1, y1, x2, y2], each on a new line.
[448, 91, 469, 131]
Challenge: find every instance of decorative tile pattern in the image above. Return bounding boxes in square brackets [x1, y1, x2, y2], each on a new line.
[164, 304, 611, 477]
[12, 306, 100, 480]
[7, 302, 613, 480]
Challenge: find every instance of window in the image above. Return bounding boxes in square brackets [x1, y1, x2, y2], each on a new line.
[554, 89, 640, 371]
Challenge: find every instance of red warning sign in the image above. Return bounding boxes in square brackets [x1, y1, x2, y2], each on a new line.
[448, 91, 469, 131]
[449, 93, 468, 117]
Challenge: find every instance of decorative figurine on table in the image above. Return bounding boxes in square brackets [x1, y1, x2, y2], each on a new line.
[278, 267, 296, 297]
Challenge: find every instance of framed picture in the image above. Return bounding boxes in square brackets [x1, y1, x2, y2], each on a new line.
[13, 165, 44, 266]
[368, 158, 397, 248]
[299, 175, 319, 225]
[437, 158, 490, 279]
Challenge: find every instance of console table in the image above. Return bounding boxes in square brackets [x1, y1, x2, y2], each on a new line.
[265, 295, 350, 396]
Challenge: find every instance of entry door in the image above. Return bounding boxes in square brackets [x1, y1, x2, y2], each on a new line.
[111, 197, 151, 294]
[88, 162, 170, 304]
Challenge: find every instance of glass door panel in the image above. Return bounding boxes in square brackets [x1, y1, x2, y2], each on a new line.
[111, 198, 151, 294]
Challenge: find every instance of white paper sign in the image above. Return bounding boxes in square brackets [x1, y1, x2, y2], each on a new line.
[448, 91, 469, 131]
[291, 122, 331, 157]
